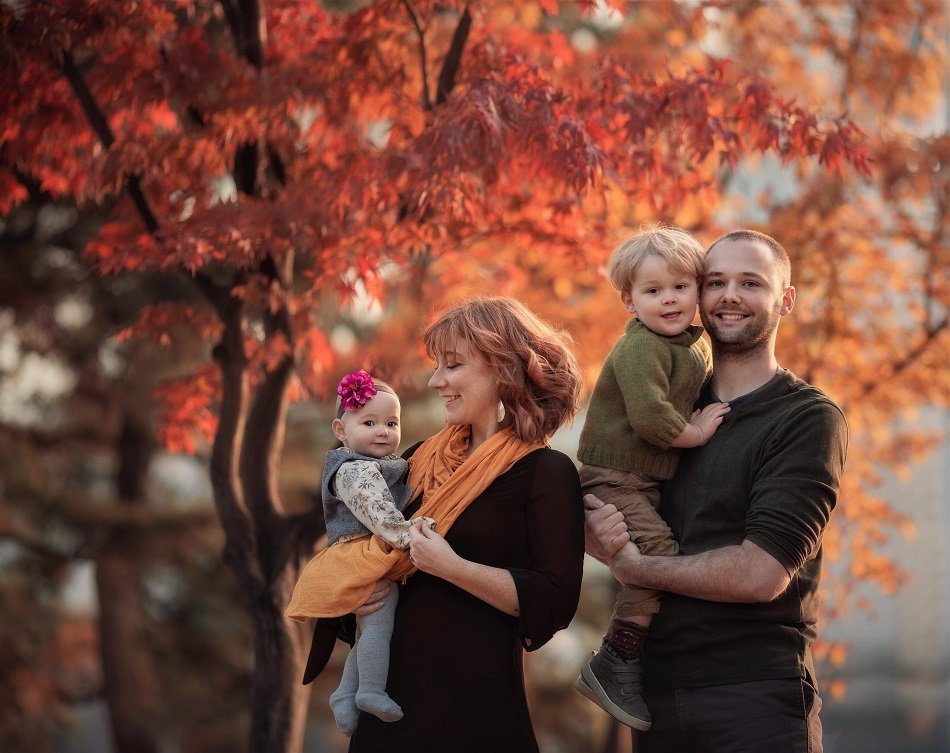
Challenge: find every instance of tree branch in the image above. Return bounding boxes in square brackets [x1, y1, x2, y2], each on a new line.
[239, 255, 297, 584]
[436, 5, 472, 106]
[193, 272, 268, 595]
[0, 519, 85, 563]
[59, 51, 159, 233]
[0, 500, 218, 566]
[402, 0, 432, 110]
[218, 0, 266, 69]
[858, 316, 948, 399]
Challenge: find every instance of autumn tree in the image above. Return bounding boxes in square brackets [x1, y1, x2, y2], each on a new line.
[4, 0, 943, 751]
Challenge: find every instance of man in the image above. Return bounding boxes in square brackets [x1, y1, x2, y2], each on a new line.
[585, 229, 848, 752]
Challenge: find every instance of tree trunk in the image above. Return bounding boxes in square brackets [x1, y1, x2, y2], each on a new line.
[96, 413, 161, 753]
[97, 543, 161, 753]
[202, 269, 322, 753]
[248, 569, 313, 753]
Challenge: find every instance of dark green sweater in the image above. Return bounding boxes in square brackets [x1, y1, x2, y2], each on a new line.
[646, 370, 848, 690]
[578, 318, 712, 480]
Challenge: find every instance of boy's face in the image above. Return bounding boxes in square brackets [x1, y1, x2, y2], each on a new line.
[332, 390, 401, 459]
[621, 254, 699, 337]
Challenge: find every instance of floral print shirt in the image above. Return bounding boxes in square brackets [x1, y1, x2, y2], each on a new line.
[332, 459, 433, 549]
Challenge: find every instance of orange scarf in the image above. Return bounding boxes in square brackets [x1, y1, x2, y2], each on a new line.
[285, 426, 544, 620]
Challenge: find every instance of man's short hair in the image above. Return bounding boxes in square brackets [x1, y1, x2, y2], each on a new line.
[707, 229, 792, 289]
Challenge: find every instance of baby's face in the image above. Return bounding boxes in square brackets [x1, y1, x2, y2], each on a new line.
[622, 254, 699, 337]
[335, 390, 402, 458]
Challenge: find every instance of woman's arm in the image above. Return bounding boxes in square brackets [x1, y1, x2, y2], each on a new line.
[507, 450, 585, 648]
[406, 450, 584, 638]
[408, 522, 520, 616]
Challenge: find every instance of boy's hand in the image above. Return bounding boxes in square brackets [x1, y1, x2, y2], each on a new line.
[690, 401, 731, 445]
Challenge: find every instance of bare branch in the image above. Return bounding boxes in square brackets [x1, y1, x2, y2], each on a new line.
[436, 5, 472, 106]
[218, 0, 266, 69]
[402, 0, 432, 110]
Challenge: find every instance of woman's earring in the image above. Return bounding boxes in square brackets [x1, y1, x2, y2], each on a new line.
[496, 400, 506, 423]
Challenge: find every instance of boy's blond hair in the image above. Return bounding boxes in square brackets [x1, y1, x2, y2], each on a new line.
[607, 223, 706, 293]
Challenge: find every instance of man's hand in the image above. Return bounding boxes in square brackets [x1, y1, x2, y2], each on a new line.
[607, 540, 645, 585]
[583, 494, 630, 562]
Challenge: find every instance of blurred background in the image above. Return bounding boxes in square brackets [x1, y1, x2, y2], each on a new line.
[1, 1, 947, 752]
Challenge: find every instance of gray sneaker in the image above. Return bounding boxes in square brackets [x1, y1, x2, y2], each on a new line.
[574, 649, 652, 731]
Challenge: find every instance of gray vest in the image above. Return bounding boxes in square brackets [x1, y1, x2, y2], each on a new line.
[321, 447, 413, 545]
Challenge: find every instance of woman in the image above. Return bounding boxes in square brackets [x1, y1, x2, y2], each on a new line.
[332, 297, 585, 752]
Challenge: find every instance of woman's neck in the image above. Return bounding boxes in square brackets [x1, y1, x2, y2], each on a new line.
[467, 420, 503, 455]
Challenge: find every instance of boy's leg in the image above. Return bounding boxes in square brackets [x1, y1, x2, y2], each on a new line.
[575, 466, 678, 731]
[576, 617, 651, 729]
[576, 467, 678, 731]
[611, 474, 677, 619]
[353, 586, 403, 722]
[329, 639, 361, 736]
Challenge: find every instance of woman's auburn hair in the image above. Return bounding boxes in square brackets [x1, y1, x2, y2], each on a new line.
[423, 297, 582, 444]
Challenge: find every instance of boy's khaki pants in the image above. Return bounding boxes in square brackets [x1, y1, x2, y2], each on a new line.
[580, 464, 678, 620]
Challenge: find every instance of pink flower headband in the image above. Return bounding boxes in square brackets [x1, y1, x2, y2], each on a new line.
[337, 370, 378, 413]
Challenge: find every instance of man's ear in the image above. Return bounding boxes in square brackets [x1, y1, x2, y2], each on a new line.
[620, 290, 636, 315]
[780, 286, 796, 317]
[331, 418, 347, 443]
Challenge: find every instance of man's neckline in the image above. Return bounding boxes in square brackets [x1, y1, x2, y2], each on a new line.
[711, 367, 786, 406]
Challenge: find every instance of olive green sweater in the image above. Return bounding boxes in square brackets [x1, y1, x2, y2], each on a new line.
[577, 318, 712, 480]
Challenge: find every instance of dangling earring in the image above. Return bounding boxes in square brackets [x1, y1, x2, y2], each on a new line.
[496, 400, 506, 423]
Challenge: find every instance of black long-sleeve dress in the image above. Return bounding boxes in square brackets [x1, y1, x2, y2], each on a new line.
[348, 447, 584, 753]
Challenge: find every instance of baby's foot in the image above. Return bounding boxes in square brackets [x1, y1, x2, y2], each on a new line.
[355, 690, 403, 722]
[329, 690, 360, 736]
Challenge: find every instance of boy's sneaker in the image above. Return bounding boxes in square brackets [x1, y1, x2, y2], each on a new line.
[574, 648, 652, 731]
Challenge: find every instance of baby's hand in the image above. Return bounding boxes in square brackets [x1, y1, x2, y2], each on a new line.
[409, 516, 436, 532]
[690, 402, 731, 444]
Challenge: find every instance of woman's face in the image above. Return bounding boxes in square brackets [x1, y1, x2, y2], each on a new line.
[428, 340, 500, 433]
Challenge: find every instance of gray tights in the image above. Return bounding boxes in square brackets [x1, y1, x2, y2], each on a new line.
[329, 586, 402, 735]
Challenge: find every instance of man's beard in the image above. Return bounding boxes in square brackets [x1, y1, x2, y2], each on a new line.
[701, 302, 782, 357]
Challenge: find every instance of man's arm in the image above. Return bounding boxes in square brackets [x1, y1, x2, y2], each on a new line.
[584, 494, 790, 603]
[608, 539, 789, 603]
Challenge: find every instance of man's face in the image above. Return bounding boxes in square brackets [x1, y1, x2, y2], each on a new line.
[700, 239, 793, 354]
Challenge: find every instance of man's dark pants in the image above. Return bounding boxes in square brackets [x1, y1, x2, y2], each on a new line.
[633, 675, 823, 753]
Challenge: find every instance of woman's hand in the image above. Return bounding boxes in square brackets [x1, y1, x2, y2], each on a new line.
[408, 520, 459, 579]
[409, 521, 521, 617]
[353, 579, 393, 616]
